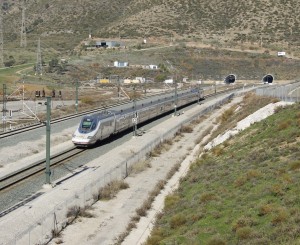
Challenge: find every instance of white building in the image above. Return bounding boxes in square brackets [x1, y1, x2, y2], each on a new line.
[277, 51, 286, 57]
[114, 61, 129, 67]
[149, 64, 158, 70]
[164, 79, 174, 84]
[136, 77, 145, 83]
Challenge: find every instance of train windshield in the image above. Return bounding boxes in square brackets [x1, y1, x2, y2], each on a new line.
[80, 117, 97, 132]
[82, 120, 92, 129]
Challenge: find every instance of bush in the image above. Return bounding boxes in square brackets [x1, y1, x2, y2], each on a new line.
[81, 96, 94, 105]
[165, 194, 180, 210]
[232, 216, 255, 231]
[212, 146, 224, 156]
[236, 227, 253, 240]
[170, 213, 187, 228]
[180, 125, 193, 133]
[98, 180, 129, 200]
[278, 120, 292, 130]
[219, 108, 235, 123]
[272, 208, 289, 225]
[207, 235, 227, 245]
[200, 192, 216, 203]
[258, 204, 274, 216]
[290, 160, 300, 171]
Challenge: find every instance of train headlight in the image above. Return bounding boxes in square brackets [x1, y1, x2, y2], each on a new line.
[87, 136, 93, 139]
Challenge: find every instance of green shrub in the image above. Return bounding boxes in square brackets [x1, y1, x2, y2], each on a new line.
[236, 226, 253, 240]
[170, 213, 187, 228]
[207, 235, 227, 245]
[200, 192, 216, 203]
[81, 96, 94, 105]
[290, 160, 300, 171]
[258, 203, 274, 216]
[272, 208, 289, 225]
[165, 194, 180, 210]
[278, 120, 292, 130]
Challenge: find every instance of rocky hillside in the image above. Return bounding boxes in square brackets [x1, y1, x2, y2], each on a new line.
[1, 0, 300, 50]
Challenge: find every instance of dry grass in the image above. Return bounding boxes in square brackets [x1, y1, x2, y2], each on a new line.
[272, 208, 289, 225]
[211, 146, 224, 156]
[129, 160, 152, 175]
[258, 204, 274, 216]
[199, 192, 217, 203]
[278, 119, 292, 130]
[97, 180, 129, 200]
[232, 216, 255, 232]
[170, 213, 187, 229]
[236, 226, 253, 240]
[180, 125, 194, 133]
[207, 236, 226, 245]
[289, 160, 300, 171]
[218, 107, 236, 123]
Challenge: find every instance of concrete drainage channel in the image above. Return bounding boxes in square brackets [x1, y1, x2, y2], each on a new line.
[0, 93, 235, 245]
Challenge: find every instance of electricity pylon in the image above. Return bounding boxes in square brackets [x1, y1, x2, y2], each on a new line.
[0, 9, 4, 67]
[20, 1, 27, 48]
[35, 38, 42, 75]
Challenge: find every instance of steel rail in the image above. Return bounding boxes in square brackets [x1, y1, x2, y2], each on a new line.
[0, 85, 254, 192]
[0, 147, 85, 191]
[0, 89, 186, 139]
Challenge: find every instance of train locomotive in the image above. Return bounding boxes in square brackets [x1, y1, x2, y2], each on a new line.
[72, 89, 204, 146]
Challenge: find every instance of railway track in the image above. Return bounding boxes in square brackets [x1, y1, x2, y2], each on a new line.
[0, 147, 86, 192]
[0, 84, 259, 220]
[0, 85, 254, 196]
[0, 86, 248, 191]
[0, 89, 191, 139]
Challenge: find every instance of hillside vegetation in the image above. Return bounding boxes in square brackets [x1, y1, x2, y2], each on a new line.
[146, 98, 300, 244]
[1, 1, 300, 90]
[1, 0, 300, 53]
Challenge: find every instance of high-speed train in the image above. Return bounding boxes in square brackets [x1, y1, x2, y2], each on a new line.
[72, 89, 204, 146]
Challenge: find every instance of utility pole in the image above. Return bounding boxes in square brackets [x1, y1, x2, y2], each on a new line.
[45, 97, 51, 185]
[0, 8, 4, 67]
[35, 38, 42, 75]
[133, 85, 137, 136]
[20, 1, 27, 48]
[198, 82, 201, 104]
[174, 78, 178, 116]
[75, 79, 79, 113]
[117, 76, 121, 101]
[2, 84, 6, 131]
[214, 81, 217, 95]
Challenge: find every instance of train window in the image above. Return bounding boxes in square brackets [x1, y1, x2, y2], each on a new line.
[82, 120, 92, 129]
[91, 122, 97, 130]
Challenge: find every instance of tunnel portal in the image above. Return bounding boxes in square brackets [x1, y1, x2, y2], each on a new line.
[224, 74, 236, 84]
[262, 74, 274, 83]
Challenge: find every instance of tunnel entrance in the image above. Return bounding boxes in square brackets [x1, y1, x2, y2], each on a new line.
[262, 74, 274, 83]
[224, 74, 236, 84]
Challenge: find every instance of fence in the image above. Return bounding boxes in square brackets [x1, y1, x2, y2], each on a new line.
[255, 81, 300, 102]
[5, 93, 234, 245]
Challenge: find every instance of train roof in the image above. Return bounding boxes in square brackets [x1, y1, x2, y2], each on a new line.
[83, 110, 117, 120]
[83, 89, 200, 119]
